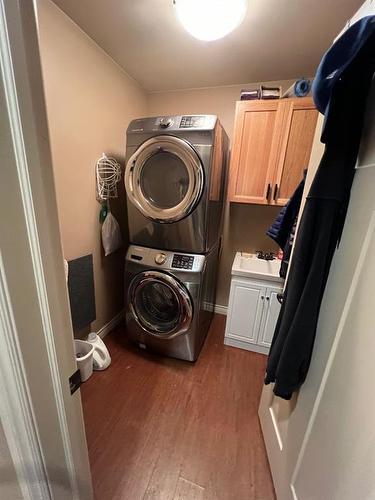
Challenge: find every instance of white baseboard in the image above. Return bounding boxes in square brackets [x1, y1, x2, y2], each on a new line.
[214, 303, 228, 315]
[224, 336, 269, 355]
[203, 301, 228, 315]
[97, 309, 125, 339]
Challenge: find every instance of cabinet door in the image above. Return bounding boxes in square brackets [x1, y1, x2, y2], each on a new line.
[258, 285, 282, 348]
[228, 100, 287, 204]
[226, 278, 266, 344]
[272, 98, 318, 206]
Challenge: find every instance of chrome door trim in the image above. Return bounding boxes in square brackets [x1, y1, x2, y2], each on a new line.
[125, 135, 204, 223]
[129, 270, 193, 339]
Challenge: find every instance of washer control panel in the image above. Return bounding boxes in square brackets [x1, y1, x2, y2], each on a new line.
[172, 254, 194, 270]
[126, 245, 205, 273]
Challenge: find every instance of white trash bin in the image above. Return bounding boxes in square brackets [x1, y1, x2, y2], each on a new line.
[75, 340, 94, 382]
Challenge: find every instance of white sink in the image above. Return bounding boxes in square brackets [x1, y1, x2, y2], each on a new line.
[232, 252, 284, 283]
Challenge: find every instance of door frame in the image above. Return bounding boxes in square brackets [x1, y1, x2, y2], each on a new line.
[258, 3, 375, 497]
[0, 1, 92, 498]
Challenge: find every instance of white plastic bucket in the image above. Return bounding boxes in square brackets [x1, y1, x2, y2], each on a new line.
[87, 332, 111, 370]
[74, 340, 94, 382]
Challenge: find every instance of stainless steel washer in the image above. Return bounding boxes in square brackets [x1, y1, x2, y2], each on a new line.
[124, 115, 229, 253]
[124, 243, 220, 361]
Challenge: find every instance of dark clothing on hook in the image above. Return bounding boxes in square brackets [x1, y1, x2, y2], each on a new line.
[266, 173, 306, 249]
[279, 217, 297, 279]
[265, 18, 375, 400]
[266, 204, 288, 248]
[267, 173, 306, 278]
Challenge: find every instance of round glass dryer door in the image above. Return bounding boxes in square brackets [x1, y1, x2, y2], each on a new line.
[125, 135, 204, 223]
[129, 271, 193, 338]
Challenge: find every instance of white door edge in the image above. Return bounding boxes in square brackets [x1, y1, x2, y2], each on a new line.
[290, 211, 375, 494]
[0, 253, 50, 500]
[0, 1, 81, 497]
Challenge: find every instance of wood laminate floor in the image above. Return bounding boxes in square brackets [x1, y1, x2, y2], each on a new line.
[80, 314, 275, 500]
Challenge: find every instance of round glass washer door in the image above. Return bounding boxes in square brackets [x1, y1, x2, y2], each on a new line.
[129, 271, 193, 338]
[125, 135, 204, 223]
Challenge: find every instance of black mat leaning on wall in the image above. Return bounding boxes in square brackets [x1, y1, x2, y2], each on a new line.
[67, 254, 96, 334]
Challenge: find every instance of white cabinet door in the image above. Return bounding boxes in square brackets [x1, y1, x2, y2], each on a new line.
[226, 278, 266, 343]
[258, 285, 282, 347]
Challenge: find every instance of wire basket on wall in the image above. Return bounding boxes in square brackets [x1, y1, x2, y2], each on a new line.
[95, 153, 122, 202]
[95, 154, 123, 256]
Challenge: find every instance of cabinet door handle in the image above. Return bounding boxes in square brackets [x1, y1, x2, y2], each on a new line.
[266, 183, 272, 201]
[261, 295, 265, 300]
[273, 184, 279, 201]
[266, 296, 270, 301]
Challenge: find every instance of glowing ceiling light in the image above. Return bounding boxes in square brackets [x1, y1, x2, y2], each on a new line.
[174, 0, 248, 42]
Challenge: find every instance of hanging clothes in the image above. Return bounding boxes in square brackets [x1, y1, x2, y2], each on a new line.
[266, 172, 306, 277]
[279, 217, 297, 279]
[265, 16, 375, 400]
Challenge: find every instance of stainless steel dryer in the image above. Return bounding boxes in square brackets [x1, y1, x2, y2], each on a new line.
[124, 243, 220, 361]
[124, 115, 229, 253]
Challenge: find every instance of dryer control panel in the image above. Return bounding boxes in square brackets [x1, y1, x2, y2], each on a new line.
[179, 116, 206, 128]
[127, 115, 217, 134]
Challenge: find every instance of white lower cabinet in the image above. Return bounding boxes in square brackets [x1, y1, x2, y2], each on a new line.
[224, 278, 283, 355]
[257, 285, 283, 348]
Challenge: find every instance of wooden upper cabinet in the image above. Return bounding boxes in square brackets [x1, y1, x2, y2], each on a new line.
[228, 97, 318, 206]
[272, 99, 318, 205]
[228, 100, 285, 204]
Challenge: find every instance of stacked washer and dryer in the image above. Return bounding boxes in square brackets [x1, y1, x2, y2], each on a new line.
[124, 115, 229, 361]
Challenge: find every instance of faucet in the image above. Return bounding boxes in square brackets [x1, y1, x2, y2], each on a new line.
[264, 252, 275, 260]
[264, 252, 275, 261]
[256, 251, 275, 261]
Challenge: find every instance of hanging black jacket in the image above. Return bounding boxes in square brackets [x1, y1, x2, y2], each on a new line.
[267, 172, 306, 277]
[265, 17, 375, 400]
[266, 173, 306, 249]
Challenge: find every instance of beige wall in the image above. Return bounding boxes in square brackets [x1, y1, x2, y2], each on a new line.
[148, 81, 295, 306]
[37, 0, 147, 334]
[37, 2, 308, 322]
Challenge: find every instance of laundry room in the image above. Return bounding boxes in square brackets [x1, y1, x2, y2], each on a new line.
[9, 0, 371, 498]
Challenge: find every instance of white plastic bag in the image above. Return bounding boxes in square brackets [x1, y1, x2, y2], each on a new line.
[101, 211, 122, 256]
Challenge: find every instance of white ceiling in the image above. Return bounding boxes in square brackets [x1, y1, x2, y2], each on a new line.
[52, 0, 363, 92]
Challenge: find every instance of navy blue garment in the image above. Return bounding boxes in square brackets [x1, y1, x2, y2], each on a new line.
[266, 173, 306, 249]
[265, 19, 375, 400]
[266, 205, 287, 248]
[313, 16, 375, 137]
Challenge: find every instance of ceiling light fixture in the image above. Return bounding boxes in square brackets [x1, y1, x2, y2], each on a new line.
[174, 0, 248, 42]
